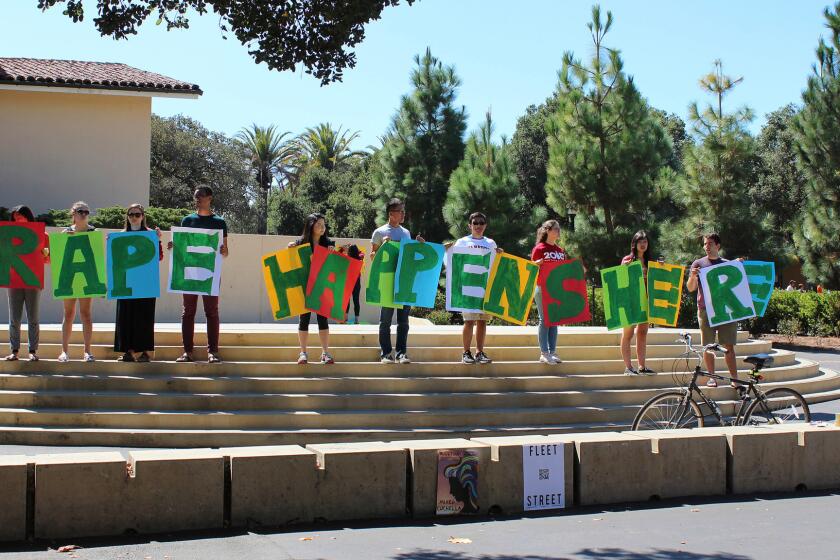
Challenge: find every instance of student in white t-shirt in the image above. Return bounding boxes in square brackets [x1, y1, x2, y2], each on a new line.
[445, 212, 504, 364]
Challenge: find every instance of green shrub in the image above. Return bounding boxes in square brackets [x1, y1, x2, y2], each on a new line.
[745, 290, 840, 337]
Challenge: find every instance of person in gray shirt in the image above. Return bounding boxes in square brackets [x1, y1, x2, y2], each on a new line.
[370, 198, 424, 364]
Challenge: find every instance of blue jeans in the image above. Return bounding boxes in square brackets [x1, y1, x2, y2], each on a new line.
[534, 288, 556, 354]
[379, 305, 410, 357]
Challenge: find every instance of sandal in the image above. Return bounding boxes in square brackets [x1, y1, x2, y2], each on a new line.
[116, 352, 135, 362]
[706, 378, 718, 388]
[208, 353, 222, 364]
[136, 352, 150, 363]
[175, 353, 194, 363]
[28, 353, 39, 362]
[4, 353, 18, 361]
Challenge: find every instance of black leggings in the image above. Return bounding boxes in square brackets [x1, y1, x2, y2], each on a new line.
[345, 279, 361, 316]
[299, 312, 329, 331]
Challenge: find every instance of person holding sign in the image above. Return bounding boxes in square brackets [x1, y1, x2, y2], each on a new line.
[170, 187, 228, 364]
[619, 231, 655, 376]
[288, 213, 338, 365]
[686, 233, 740, 387]
[112, 205, 163, 363]
[445, 212, 503, 364]
[58, 202, 98, 363]
[370, 198, 424, 364]
[531, 220, 569, 364]
[4, 205, 48, 362]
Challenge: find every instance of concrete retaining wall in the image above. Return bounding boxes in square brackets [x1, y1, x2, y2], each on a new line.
[10, 424, 840, 541]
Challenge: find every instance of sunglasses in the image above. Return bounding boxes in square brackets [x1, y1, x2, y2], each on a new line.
[128, 212, 143, 218]
[471, 221, 486, 226]
[74, 209, 90, 216]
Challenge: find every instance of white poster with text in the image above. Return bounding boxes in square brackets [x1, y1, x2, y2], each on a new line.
[522, 443, 565, 511]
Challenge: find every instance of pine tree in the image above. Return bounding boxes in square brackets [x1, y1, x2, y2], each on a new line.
[443, 112, 547, 255]
[544, 5, 670, 270]
[792, 2, 840, 287]
[375, 48, 467, 241]
[667, 60, 774, 263]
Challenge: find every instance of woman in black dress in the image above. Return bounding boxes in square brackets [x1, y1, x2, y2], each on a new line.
[113, 204, 162, 362]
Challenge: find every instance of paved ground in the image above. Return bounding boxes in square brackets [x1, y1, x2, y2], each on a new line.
[3, 490, 838, 559]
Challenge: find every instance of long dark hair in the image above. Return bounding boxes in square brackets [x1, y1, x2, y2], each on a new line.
[535, 219, 562, 245]
[300, 213, 332, 247]
[122, 203, 149, 231]
[630, 230, 651, 267]
[9, 205, 35, 222]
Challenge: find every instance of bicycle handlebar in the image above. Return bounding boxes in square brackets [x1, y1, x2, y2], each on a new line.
[675, 332, 728, 354]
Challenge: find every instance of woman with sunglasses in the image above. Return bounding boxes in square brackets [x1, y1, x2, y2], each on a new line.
[113, 204, 163, 362]
[5, 205, 49, 362]
[58, 201, 97, 362]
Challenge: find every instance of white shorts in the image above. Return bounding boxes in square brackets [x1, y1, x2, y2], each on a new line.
[462, 312, 491, 322]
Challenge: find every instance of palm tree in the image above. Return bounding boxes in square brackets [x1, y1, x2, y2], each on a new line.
[294, 123, 366, 172]
[237, 124, 295, 234]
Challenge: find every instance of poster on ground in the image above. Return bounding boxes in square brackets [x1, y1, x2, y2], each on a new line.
[436, 449, 480, 515]
[482, 252, 539, 325]
[522, 443, 566, 511]
[167, 226, 224, 296]
[106, 230, 160, 299]
[0, 221, 45, 289]
[699, 260, 757, 327]
[445, 246, 494, 314]
[49, 230, 107, 299]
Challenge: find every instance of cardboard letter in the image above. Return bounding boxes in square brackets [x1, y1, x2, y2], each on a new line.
[394, 239, 444, 308]
[743, 261, 775, 318]
[445, 246, 494, 313]
[262, 244, 313, 320]
[168, 227, 223, 296]
[647, 261, 685, 327]
[601, 261, 648, 330]
[107, 231, 160, 299]
[538, 259, 590, 327]
[0, 221, 45, 289]
[700, 261, 756, 327]
[365, 241, 401, 308]
[49, 231, 107, 299]
[482, 253, 539, 325]
[305, 245, 363, 321]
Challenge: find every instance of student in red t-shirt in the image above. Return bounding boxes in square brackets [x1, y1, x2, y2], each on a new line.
[620, 231, 655, 376]
[531, 219, 569, 364]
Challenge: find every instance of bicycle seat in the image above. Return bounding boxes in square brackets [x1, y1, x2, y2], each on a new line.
[745, 353, 773, 369]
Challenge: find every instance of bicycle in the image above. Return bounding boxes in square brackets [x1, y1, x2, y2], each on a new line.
[631, 332, 811, 430]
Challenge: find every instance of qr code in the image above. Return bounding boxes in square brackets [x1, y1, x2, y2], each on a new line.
[539, 468, 550, 480]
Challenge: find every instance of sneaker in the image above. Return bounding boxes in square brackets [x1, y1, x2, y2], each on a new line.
[116, 352, 135, 362]
[539, 353, 552, 364]
[4, 353, 18, 361]
[349, 316, 358, 325]
[706, 378, 718, 388]
[462, 351, 476, 364]
[175, 352, 194, 363]
[397, 353, 411, 364]
[57, 352, 69, 363]
[475, 351, 492, 364]
[208, 353, 222, 364]
[381, 353, 395, 364]
[549, 352, 562, 364]
[321, 352, 335, 365]
[83, 352, 96, 362]
[624, 367, 640, 376]
[638, 366, 656, 376]
[297, 352, 308, 365]
[28, 353, 39, 362]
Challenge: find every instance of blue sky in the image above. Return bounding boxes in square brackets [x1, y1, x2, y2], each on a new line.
[2, 1, 832, 148]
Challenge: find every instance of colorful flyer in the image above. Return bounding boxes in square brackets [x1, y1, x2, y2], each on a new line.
[49, 230, 107, 299]
[482, 252, 539, 326]
[365, 241, 401, 309]
[742, 260, 775, 318]
[537, 259, 591, 327]
[262, 243, 313, 320]
[601, 260, 648, 330]
[0, 221, 45, 289]
[647, 261, 685, 327]
[436, 449, 480, 515]
[305, 244, 364, 321]
[445, 246, 494, 314]
[699, 260, 757, 327]
[106, 230, 160, 299]
[393, 239, 445, 309]
[167, 226, 224, 296]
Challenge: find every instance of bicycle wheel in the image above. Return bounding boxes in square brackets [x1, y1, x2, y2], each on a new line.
[632, 391, 705, 430]
[743, 387, 811, 426]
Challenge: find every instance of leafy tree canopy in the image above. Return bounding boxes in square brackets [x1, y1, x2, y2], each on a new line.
[36, 0, 414, 84]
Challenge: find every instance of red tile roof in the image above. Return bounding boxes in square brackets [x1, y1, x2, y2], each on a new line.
[0, 57, 202, 95]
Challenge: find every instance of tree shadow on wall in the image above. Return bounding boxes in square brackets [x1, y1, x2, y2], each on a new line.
[391, 550, 753, 560]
